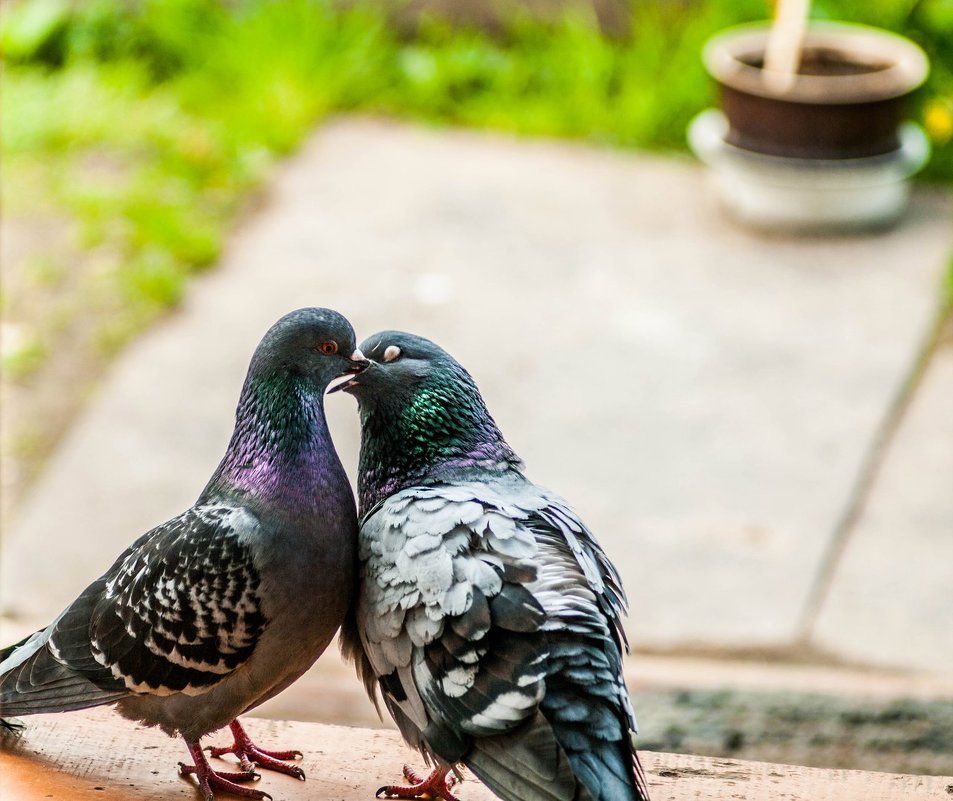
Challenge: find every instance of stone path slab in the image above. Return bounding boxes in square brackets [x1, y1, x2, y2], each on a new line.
[809, 335, 953, 673]
[2, 119, 952, 666]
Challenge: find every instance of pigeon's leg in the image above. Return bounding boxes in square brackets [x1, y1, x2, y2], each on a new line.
[377, 765, 460, 801]
[206, 719, 305, 780]
[179, 740, 271, 801]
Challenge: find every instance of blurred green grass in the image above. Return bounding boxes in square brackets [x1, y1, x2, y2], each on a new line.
[2, 0, 952, 349]
[1, 0, 951, 528]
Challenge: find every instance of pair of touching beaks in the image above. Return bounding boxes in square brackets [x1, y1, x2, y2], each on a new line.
[332, 343, 405, 392]
[330, 347, 370, 394]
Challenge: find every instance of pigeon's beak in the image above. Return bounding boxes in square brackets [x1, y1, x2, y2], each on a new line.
[329, 349, 370, 393]
[345, 348, 370, 373]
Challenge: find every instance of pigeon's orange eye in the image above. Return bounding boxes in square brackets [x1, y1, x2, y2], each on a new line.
[319, 341, 338, 355]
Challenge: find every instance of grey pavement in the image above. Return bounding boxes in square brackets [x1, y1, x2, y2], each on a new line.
[811, 328, 953, 671]
[2, 118, 952, 676]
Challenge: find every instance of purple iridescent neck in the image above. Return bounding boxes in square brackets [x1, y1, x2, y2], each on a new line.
[203, 372, 340, 510]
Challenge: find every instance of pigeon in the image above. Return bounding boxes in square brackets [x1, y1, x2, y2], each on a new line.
[0, 307, 368, 801]
[335, 331, 650, 801]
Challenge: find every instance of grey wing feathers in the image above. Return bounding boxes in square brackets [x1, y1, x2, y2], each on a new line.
[0, 620, 126, 716]
[350, 479, 648, 801]
[0, 503, 267, 717]
[530, 498, 648, 801]
[533, 500, 630, 653]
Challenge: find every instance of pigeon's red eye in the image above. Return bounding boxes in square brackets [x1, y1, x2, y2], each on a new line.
[319, 341, 338, 355]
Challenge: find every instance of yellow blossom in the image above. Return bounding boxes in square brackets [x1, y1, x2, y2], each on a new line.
[924, 99, 953, 144]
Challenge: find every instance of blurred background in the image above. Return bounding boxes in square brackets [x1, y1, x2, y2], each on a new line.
[1, 0, 952, 779]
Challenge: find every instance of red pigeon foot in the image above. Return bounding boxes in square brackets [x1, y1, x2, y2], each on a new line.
[206, 720, 305, 780]
[180, 740, 270, 801]
[377, 765, 460, 801]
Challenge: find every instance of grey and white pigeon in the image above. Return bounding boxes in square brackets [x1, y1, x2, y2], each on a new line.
[0, 307, 367, 801]
[336, 331, 650, 801]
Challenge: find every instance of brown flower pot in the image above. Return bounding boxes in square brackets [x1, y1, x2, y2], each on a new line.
[702, 22, 929, 160]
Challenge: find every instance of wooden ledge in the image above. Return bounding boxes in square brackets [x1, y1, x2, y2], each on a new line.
[1, 709, 950, 801]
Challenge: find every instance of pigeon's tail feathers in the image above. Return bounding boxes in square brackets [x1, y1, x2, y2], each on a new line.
[632, 751, 650, 801]
[541, 676, 649, 801]
[465, 711, 594, 801]
[559, 735, 650, 801]
[0, 624, 55, 677]
[0, 629, 41, 663]
[0, 717, 25, 733]
[0, 626, 126, 717]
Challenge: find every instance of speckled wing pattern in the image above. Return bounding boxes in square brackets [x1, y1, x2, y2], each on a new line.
[355, 479, 641, 801]
[0, 504, 267, 715]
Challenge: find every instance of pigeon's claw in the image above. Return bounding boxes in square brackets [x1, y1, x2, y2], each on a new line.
[205, 744, 251, 770]
[242, 750, 305, 781]
[179, 742, 271, 801]
[0, 718, 25, 735]
[377, 766, 460, 801]
[207, 720, 305, 780]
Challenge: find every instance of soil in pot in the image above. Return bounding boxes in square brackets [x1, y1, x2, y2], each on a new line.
[706, 23, 929, 160]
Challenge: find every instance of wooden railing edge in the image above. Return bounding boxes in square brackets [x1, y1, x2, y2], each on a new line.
[1, 708, 950, 801]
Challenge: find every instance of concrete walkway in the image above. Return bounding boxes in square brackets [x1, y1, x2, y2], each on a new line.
[2, 118, 952, 679]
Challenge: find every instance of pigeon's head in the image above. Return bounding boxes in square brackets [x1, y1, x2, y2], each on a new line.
[250, 307, 368, 389]
[335, 331, 522, 504]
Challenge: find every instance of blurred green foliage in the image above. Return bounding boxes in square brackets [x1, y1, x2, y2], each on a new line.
[2, 0, 951, 335]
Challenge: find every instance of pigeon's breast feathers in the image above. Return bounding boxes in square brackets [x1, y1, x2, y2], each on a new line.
[355, 479, 631, 758]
